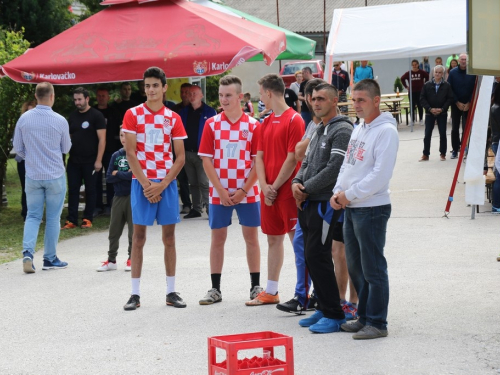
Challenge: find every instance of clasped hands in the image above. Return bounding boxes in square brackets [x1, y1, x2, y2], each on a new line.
[456, 101, 470, 112]
[142, 181, 164, 203]
[292, 183, 308, 210]
[217, 188, 247, 206]
[330, 191, 350, 210]
[263, 184, 277, 206]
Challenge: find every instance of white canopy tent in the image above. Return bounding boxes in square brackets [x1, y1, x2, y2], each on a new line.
[325, 0, 466, 68]
[325, 0, 490, 212]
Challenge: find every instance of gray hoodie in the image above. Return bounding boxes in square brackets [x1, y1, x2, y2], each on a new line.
[292, 116, 353, 201]
[334, 112, 399, 208]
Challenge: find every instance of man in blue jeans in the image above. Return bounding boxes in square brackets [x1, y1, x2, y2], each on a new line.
[13, 82, 72, 273]
[331, 79, 399, 339]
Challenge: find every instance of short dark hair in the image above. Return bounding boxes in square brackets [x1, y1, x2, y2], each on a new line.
[304, 78, 326, 98]
[243, 92, 251, 99]
[412, 59, 419, 65]
[220, 75, 243, 94]
[73, 87, 89, 99]
[302, 66, 312, 74]
[180, 82, 192, 89]
[35, 82, 53, 100]
[121, 82, 131, 89]
[258, 73, 285, 95]
[143, 67, 167, 86]
[313, 83, 338, 99]
[353, 79, 381, 99]
[96, 86, 109, 93]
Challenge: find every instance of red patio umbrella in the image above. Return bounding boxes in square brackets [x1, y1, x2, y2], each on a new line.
[0, 0, 286, 84]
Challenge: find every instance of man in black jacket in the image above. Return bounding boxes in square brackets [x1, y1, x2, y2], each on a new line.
[331, 62, 350, 114]
[291, 83, 353, 333]
[419, 65, 454, 161]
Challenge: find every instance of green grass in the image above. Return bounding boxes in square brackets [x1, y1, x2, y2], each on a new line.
[0, 160, 111, 265]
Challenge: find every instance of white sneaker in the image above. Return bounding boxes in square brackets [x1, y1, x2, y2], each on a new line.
[96, 260, 117, 272]
[125, 259, 131, 271]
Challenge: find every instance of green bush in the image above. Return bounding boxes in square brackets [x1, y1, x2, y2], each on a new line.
[394, 77, 404, 93]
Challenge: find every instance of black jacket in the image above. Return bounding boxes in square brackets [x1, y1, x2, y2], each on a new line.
[420, 79, 454, 115]
[489, 104, 500, 144]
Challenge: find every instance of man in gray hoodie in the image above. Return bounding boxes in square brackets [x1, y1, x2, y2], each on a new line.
[331, 79, 399, 339]
[291, 83, 353, 333]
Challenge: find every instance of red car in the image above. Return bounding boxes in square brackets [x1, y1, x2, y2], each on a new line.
[279, 60, 325, 88]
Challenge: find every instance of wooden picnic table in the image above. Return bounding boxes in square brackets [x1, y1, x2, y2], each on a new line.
[381, 92, 408, 98]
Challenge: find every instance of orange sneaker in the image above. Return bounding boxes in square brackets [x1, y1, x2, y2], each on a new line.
[245, 291, 280, 306]
[81, 219, 92, 229]
[61, 221, 77, 229]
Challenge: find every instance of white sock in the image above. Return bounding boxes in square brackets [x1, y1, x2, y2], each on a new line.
[131, 278, 141, 296]
[166, 276, 176, 295]
[266, 280, 279, 295]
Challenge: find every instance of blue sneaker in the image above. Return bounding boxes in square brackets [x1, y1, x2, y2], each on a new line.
[299, 310, 323, 327]
[492, 207, 500, 214]
[22, 252, 35, 274]
[309, 317, 346, 333]
[341, 301, 358, 321]
[42, 257, 68, 270]
[451, 151, 458, 159]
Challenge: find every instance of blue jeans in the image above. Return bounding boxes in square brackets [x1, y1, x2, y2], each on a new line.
[492, 143, 500, 209]
[292, 221, 312, 305]
[23, 175, 66, 262]
[344, 205, 391, 330]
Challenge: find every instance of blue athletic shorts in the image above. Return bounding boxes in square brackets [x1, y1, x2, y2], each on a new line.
[208, 202, 261, 229]
[131, 179, 180, 226]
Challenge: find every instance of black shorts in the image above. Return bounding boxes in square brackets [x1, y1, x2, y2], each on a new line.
[332, 220, 344, 243]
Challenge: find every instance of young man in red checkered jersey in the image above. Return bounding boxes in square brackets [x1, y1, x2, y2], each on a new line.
[246, 74, 305, 306]
[121, 67, 188, 311]
[197, 75, 263, 304]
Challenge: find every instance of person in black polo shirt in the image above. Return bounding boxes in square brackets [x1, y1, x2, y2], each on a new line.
[94, 87, 122, 215]
[114, 82, 139, 122]
[298, 67, 313, 127]
[179, 85, 217, 218]
[63, 87, 106, 229]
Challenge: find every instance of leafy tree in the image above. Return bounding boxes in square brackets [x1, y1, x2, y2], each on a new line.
[76, 0, 106, 21]
[0, 0, 73, 47]
[0, 28, 35, 211]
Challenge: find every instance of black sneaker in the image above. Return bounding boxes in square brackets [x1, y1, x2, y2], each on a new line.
[276, 296, 304, 315]
[124, 295, 140, 311]
[307, 291, 318, 311]
[166, 292, 187, 308]
[183, 209, 202, 219]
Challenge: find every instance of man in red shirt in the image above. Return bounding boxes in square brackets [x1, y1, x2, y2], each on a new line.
[198, 75, 262, 305]
[246, 74, 304, 306]
[401, 59, 429, 124]
[122, 67, 188, 311]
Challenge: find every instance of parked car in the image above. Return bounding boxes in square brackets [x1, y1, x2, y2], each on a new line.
[279, 60, 325, 88]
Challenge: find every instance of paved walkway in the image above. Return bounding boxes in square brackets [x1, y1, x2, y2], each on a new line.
[1, 122, 499, 374]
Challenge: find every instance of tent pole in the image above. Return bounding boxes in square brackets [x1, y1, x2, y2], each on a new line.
[409, 58, 414, 132]
[443, 76, 479, 216]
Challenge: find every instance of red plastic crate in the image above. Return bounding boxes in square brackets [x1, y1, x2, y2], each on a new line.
[208, 331, 294, 375]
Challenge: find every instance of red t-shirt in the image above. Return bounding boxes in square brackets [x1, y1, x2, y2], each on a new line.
[122, 103, 187, 179]
[198, 112, 260, 204]
[401, 69, 429, 92]
[258, 108, 304, 201]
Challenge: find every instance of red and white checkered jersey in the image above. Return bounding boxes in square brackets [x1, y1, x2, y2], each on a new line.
[122, 103, 187, 179]
[198, 112, 260, 204]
